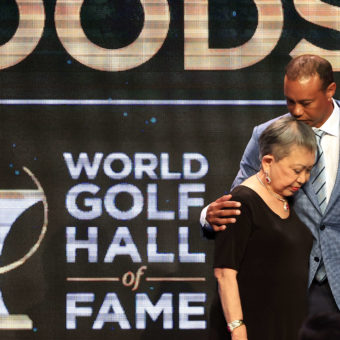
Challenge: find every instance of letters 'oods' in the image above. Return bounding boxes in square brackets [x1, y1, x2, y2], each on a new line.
[1, 0, 340, 71]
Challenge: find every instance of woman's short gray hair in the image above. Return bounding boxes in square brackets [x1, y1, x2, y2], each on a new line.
[259, 116, 317, 161]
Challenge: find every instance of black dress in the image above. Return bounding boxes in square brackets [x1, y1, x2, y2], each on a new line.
[209, 186, 313, 340]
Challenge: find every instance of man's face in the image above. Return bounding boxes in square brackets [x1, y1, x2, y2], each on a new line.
[284, 75, 336, 128]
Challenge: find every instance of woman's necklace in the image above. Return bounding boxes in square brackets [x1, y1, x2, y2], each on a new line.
[256, 173, 289, 212]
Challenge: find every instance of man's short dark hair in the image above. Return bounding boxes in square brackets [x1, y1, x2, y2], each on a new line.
[285, 55, 334, 91]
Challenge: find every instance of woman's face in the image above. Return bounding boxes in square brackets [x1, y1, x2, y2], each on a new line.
[266, 145, 315, 197]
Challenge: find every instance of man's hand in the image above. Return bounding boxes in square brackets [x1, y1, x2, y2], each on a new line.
[206, 195, 241, 232]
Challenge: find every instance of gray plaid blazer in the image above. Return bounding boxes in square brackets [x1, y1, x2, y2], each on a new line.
[231, 105, 340, 310]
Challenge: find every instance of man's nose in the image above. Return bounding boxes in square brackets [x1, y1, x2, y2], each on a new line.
[291, 104, 303, 117]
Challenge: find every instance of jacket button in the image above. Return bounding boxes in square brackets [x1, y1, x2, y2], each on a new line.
[314, 257, 320, 262]
[320, 225, 325, 231]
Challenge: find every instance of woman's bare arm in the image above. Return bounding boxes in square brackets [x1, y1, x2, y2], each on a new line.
[214, 268, 247, 340]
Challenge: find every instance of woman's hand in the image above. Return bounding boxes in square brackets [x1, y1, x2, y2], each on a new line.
[231, 325, 247, 340]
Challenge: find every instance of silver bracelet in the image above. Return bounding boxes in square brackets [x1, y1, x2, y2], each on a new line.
[227, 319, 245, 332]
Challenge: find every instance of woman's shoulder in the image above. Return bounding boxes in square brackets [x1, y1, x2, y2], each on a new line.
[229, 185, 261, 207]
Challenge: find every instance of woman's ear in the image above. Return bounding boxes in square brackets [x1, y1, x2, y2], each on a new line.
[261, 154, 274, 173]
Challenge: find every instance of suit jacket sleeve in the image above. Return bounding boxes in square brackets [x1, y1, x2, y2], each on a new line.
[230, 126, 261, 190]
[200, 126, 261, 239]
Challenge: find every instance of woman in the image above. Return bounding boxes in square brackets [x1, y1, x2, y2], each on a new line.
[209, 116, 317, 340]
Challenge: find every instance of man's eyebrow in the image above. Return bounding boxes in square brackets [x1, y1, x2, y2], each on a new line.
[285, 97, 313, 103]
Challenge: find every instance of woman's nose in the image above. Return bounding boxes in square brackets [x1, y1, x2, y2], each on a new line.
[298, 172, 309, 184]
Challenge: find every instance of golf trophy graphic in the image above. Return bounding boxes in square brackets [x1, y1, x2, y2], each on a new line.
[0, 167, 48, 329]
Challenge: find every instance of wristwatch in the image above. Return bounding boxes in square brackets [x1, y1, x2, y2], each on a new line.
[227, 319, 245, 332]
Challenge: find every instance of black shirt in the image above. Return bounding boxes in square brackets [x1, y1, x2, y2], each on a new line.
[210, 186, 313, 340]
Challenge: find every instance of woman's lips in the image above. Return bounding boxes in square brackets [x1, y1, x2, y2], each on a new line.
[291, 187, 300, 192]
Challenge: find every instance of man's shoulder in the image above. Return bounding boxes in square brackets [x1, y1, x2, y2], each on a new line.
[254, 113, 290, 135]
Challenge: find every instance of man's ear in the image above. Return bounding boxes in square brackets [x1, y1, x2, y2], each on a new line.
[326, 81, 336, 100]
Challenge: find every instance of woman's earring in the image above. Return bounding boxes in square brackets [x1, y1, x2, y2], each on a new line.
[265, 171, 271, 184]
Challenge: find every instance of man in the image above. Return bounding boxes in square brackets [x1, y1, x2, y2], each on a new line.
[201, 54, 340, 314]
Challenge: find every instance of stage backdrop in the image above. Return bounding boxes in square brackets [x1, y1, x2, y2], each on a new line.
[0, 0, 340, 339]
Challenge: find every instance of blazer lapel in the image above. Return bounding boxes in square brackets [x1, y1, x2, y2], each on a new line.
[323, 101, 340, 215]
[300, 100, 340, 216]
[302, 175, 323, 215]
